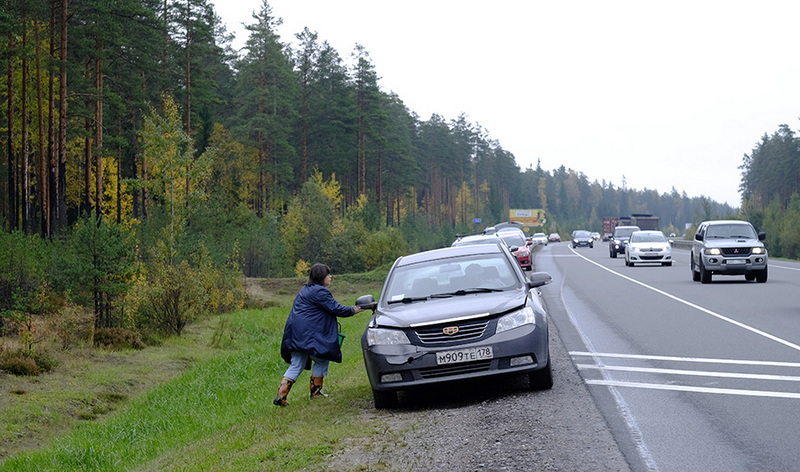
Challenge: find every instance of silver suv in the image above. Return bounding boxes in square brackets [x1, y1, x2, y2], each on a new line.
[690, 220, 767, 283]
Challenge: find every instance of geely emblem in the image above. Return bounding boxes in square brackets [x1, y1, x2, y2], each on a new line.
[443, 326, 459, 335]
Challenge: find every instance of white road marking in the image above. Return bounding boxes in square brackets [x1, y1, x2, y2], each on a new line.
[585, 380, 800, 399]
[557, 276, 660, 471]
[569, 247, 800, 353]
[570, 351, 800, 368]
[575, 364, 800, 382]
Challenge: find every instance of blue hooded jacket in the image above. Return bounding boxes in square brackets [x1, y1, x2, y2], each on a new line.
[280, 283, 355, 364]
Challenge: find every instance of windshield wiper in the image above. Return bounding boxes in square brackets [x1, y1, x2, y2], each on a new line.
[430, 287, 503, 297]
[387, 296, 429, 305]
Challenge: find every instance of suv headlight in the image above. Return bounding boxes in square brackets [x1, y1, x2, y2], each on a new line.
[366, 328, 410, 346]
[497, 307, 536, 333]
[704, 248, 721, 255]
[752, 247, 766, 255]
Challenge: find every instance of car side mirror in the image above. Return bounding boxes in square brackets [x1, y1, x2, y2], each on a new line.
[527, 272, 552, 288]
[695, 233, 703, 241]
[758, 232, 766, 241]
[357, 294, 376, 310]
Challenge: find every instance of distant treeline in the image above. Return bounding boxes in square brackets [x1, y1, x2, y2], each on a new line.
[740, 123, 800, 259]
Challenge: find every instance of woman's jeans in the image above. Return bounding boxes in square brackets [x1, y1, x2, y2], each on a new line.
[284, 351, 330, 380]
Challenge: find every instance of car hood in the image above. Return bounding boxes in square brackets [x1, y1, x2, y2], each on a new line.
[372, 289, 529, 328]
[703, 238, 764, 249]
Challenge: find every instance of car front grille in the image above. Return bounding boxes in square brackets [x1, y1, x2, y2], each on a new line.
[640, 255, 664, 260]
[414, 319, 490, 344]
[721, 247, 752, 256]
[419, 360, 493, 379]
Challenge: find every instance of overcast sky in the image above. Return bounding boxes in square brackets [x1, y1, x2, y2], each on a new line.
[213, 0, 800, 207]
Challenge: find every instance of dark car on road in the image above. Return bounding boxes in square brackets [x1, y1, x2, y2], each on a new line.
[690, 220, 768, 283]
[608, 225, 640, 258]
[357, 244, 553, 409]
[571, 230, 594, 248]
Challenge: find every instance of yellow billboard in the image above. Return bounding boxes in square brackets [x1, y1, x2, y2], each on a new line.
[508, 209, 546, 227]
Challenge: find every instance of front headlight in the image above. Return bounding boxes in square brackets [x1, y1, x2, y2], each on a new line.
[366, 328, 410, 346]
[497, 307, 536, 334]
[704, 248, 721, 255]
[752, 247, 766, 255]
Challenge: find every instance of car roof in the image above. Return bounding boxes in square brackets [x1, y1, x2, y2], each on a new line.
[700, 220, 752, 226]
[397, 243, 508, 267]
[452, 234, 506, 244]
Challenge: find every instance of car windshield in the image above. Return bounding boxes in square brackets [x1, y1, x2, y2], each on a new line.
[384, 254, 521, 302]
[614, 228, 636, 238]
[574, 231, 591, 238]
[705, 224, 757, 239]
[631, 232, 667, 243]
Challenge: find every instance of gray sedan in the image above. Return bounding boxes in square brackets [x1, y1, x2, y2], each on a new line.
[357, 244, 553, 409]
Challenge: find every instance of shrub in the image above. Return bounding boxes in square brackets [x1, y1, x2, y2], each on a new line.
[93, 327, 145, 350]
[0, 348, 58, 375]
[1, 355, 40, 375]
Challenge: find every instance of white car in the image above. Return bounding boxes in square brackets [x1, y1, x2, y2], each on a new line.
[531, 232, 548, 246]
[625, 231, 672, 267]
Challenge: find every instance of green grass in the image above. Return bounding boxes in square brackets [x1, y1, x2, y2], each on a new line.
[0, 275, 386, 471]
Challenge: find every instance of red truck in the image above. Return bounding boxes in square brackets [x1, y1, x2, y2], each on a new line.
[602, 217, 619, 241]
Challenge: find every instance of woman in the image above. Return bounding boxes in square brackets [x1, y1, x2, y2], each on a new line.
[273, 263, 365, 406]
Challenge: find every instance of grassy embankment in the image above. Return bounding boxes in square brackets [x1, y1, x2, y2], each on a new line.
[0, 272, 394, 471]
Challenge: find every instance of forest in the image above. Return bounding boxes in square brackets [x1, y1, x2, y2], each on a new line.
[3, 0, 794, 352]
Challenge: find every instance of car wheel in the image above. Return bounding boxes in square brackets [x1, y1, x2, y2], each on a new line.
[745, 273, 756, 281]
[372, 389, 398, 409]
[699, 259, 712, 284]
[589, 244, 593, 248]
[610, 250, 617, 259]
[755, 267, 768, 283]
[527, 357, 553, 391]
[663, 262, 672, 267]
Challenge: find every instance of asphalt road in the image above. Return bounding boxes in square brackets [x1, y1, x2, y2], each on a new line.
[536, 241, 800, 472]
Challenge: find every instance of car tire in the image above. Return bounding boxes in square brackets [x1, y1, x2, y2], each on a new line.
[610, 250, 617, 259]
[372, 389, 398, 410]
[745, 273, 756, 281]
[691, 255, 700, 281]
[699, 260, 712, 284]
[755, 267, 768, 283]
[527, 357, 553, 391]
[663, 262, 672, 267]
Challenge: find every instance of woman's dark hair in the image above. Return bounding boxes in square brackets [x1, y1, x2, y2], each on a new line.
[306, 263, 331, 286]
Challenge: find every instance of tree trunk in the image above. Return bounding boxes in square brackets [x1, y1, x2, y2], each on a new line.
[7, 36, 17, 231]
[22, 30, 31, 233]
[35, 20, 50, 237]
[56, 0, 69, 232]
[95, 53, 103, 217]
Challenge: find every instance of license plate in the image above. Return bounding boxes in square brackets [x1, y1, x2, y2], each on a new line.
[727, 259, 746, 265]
[436, 347, 493, 365]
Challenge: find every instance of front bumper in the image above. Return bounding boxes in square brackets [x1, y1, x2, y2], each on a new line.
[701, 255, 767, 274]
[363, 325, 549, 392]
[628, 251, 671, 262]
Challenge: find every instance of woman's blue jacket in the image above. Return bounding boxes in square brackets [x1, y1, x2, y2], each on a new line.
[280, 283, 355, 364]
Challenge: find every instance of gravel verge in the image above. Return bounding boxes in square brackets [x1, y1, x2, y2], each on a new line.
[319, 321, 632, 472]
